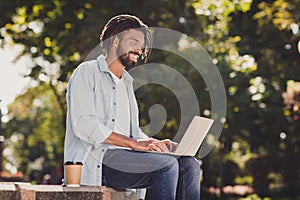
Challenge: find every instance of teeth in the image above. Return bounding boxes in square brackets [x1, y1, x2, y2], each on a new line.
[131, 54, 138, 59]
[130, 53, 139, 61]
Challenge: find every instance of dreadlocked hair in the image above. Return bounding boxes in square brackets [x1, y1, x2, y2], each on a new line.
[99, 14, 152, 63]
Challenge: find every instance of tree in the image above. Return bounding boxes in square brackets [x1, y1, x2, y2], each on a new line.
[4, 84, 64, 183]
[1, 0, 300, 198]
[232, 0, 300, 195]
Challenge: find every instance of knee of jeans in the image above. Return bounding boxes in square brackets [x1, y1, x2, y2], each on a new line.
[162, 156, 179, 174]
[180, 157, 201, 173]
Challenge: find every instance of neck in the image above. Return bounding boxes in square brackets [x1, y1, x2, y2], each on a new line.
[105, 54, 125, 79]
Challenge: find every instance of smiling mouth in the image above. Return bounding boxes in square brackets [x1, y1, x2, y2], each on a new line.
[129, 52, 140, 62]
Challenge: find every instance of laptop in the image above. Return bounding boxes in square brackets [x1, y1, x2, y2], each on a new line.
[136, 116, 214, 156]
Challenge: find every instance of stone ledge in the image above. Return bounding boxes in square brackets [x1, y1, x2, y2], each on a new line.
[0, 182, 16, 200]
[0, 182, 139, 200]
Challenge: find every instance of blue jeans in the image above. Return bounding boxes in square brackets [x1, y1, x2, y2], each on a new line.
[102, 149, 201, 200]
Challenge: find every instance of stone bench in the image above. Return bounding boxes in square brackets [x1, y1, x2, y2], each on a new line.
[0, 182, 139, 200]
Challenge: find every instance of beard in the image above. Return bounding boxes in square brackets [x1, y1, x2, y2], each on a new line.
[116, 45, 138, 71]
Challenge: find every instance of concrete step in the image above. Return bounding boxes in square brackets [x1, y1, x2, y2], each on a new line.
[0, 182, 139, 200]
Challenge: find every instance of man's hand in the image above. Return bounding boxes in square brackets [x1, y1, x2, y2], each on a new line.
[131, 138, 178, 153]
[104, 132, 177, 153]
[162, 139, 178, 152]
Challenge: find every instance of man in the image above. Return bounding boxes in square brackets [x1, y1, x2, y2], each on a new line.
[64, 14, 201, 200]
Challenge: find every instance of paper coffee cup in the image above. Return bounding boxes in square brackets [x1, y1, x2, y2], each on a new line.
[64, 161, 83, 187]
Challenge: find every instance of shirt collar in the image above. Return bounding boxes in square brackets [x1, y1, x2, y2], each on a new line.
[97, 55, 133, 83]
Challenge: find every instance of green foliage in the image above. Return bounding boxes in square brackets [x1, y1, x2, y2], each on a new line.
[4, 84, 64, 180]
[0, 0, 300, 197]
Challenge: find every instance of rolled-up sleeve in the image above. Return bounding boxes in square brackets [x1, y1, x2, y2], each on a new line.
[68, 64, 112, 148]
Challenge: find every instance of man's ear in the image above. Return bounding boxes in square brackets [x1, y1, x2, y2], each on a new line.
[112, 36, 119, 47]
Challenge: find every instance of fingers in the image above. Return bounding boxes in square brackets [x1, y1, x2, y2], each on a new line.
[148, 143, 162, 152]
[136, 138, 174, 153]
[133, 139, 155, 151]
[161, 139, 172, 144]
[149, 141, 169, 152]
[169, 142, 178, 152]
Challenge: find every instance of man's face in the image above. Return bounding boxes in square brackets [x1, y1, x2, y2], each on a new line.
[116, 29, 145, 71]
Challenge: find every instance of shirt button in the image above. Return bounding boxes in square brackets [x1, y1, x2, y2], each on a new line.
[112, 87, 115, 89]
[114, 102, 116, 105]
[112, 119, 115, 122]
[97, 165, 101, 168]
